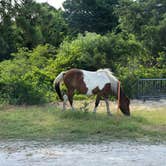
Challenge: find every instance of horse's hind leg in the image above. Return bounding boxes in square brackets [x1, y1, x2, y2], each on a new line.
[104, 98, 112, 116]
[93, 95, 100, 113]
[67, 88, 75, 111]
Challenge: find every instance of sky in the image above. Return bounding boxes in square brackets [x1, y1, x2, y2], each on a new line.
[36, 0, 65, 9]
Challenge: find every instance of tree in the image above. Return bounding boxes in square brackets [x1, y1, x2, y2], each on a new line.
[116, 0, 166, 56]
[0, 0, 16, 60]
[14, 0, 43, 48]
[0, 0, 68, 60]
[38, 3, 68, 47]
[63, 0, 119, 34]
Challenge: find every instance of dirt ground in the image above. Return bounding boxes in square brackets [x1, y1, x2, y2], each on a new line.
[54, 99, 166, 113]
[0, 140, 166, 166]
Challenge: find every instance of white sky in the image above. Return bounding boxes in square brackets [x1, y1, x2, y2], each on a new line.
[36, 0, 65, 9]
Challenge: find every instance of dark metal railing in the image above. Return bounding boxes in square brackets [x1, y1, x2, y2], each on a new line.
[137, 78, 166, 100]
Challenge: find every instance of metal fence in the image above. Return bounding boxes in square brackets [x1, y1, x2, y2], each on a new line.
[137, 78, 166, 100]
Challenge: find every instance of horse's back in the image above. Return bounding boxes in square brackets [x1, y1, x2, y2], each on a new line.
[63, 68, 113, 95]
[63, 68, 82, 85]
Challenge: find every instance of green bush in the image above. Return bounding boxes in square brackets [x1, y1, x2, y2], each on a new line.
[49, 32, 152, 98]
[0, 44, 57, 105]
[117, 55, 166, 98]
[0, 33, 165, 104]
[50, 32, 146, 73]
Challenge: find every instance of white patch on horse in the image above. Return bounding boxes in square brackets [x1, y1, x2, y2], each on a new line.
[97, 69, 118, 94]
[81, 70, 110, 95]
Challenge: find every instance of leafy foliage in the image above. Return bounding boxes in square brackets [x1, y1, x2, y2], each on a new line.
[52, 32, 146, 72]
[63, 0, 119, 34]
[116, 0, 166, 56]
[0, 0, 68, 60]
[0, 45, 56, 104]
[0, 0, 16, 60]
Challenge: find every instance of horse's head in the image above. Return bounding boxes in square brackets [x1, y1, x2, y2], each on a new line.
[119, 88, 130, 116]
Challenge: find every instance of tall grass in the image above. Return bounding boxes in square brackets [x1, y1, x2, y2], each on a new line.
[0, 105, 165, 143]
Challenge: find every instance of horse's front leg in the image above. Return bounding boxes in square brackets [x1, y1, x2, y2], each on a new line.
[62, 94, 68, 111]
[104, 98, 112, 116]
[93, 95, 100, 113]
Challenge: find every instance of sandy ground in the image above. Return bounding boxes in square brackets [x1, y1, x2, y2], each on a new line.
[0, 141, 166, 166]
[54, 99, 166, 113]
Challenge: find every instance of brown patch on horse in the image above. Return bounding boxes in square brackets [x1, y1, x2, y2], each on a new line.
[92, 87, 100, 94]
[102, 83, 111, 96]
[92, 83, 111, 97]
[119, 87, 130, 116]
[63, 69, 88, 94]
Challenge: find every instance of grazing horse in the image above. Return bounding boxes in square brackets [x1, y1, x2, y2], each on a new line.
[53, 68, 130, 116]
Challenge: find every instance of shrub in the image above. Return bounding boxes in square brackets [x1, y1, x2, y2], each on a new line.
[0, 44, 57, 105]
[50, 32, 146, 73]
[0, 33, 165, 104]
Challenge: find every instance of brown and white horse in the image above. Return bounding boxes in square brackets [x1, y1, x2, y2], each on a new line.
[53, 68, 130, 116]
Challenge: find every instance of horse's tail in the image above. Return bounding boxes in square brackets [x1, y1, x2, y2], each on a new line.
[53, 71, 66, 101]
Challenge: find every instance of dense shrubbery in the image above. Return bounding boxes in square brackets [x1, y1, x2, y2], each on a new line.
[0, 45, 57, 104]
[50, 32, 165, 98]
[1, 32, 165, 104]
[50, 32, 146, 71]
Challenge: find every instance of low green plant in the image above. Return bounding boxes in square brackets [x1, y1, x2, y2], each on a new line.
[80, 101, 89, 113]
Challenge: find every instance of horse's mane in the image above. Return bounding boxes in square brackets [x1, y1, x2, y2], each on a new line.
[97, 68, 118, 93]
[97, 68, 118, 80]
[97, 68, 114, 76]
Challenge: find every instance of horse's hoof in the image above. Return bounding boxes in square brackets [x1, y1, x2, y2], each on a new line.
[107, 113, 112, 116]
[62, 108, 66, 112]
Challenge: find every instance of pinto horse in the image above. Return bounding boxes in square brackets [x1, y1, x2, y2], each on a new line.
[53, 68, 130, 116]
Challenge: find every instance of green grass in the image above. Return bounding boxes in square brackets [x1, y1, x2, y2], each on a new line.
[0, 105, 166, 143]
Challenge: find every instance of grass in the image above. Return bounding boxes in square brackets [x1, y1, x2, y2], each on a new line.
[0, 103, 166, 143]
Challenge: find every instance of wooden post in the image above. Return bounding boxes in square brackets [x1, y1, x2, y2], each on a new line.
[117, 81, 121, 114]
